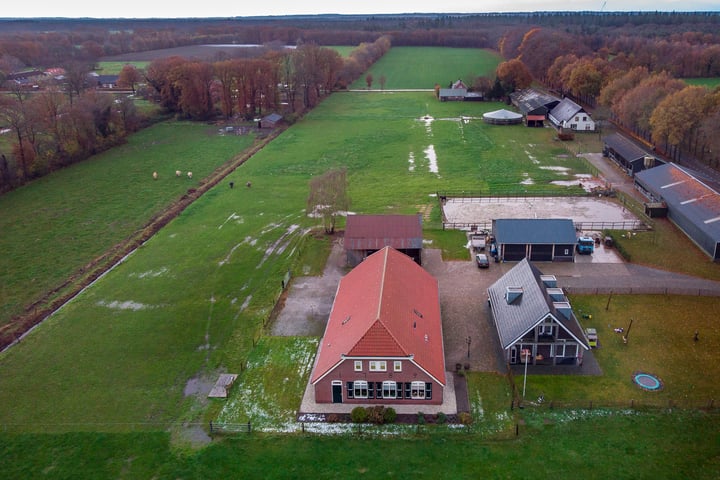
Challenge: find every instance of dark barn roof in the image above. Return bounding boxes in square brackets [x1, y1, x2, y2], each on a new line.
[493, 218, 577, 245]
[345, 214, 423, 251]
[549, 97, 585, 123]
[603, 132, 649, 164]
[510, 89, 560, 116]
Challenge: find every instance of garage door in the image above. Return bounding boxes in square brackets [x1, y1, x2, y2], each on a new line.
[529, 244, 553, 261]
[503, 244, 526, 261]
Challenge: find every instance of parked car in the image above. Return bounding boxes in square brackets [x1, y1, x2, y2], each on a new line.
[475, 253, 490, 268]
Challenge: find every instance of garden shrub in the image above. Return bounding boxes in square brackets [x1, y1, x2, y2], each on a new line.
[458, 412, 473, 425]
[417, 412, 426, 425]
[436, 412, 447, 424]
[351, 406, 368, 423]
[367, 405, 386, 424]
[383, 407, 397, 424]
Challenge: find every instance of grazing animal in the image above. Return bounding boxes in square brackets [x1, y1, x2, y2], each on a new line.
[175, 170, 181, 177]
[229, 181, 234, 189]
[152, 171, 158, 180]
[246, 181, 252, 188]
[187, 171, 193, 179]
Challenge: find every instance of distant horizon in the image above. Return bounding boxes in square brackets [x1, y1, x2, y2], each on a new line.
[1, 0, 719, 21]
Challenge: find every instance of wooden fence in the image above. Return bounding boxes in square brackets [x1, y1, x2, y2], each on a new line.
[209, 421, 252, 435]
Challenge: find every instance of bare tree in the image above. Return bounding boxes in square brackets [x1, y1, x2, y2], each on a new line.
[306, 168, 350, 234]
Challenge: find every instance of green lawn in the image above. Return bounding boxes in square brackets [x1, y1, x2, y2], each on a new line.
[96, 61, 150, 74]
[349, 46, 502, 89]
[683, 77, 720, 88]
[0, 122, 256, 326]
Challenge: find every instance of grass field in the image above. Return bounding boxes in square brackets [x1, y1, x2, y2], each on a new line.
[0, 122, 256, 326]
[97, 61, 150, 74]
[683, 77, 720, 88]
[349, 47, 502, 89]
[1, 46, 719, 477]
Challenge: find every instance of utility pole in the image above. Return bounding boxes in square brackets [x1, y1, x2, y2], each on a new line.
[466, 336, 472, 359]
[623, 318, 633, 344]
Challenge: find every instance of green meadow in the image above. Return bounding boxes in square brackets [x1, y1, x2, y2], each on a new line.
[0, 46, 718, 477]
[97, 61, 150, 74]
[349, 47, 502, 89]
[683, 77, 720, 88]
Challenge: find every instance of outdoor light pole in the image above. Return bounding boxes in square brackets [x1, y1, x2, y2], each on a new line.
[466, 336, 472, 359]
[522, 349, 529, 398]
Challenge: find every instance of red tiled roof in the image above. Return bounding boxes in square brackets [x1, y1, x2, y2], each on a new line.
[344, 214, 423, 251]
[311, 247, 445, 385]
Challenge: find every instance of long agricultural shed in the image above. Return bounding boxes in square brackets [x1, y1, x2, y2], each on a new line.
[635, 163, 720, 261]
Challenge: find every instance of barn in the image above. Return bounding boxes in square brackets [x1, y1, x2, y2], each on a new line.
[310, 247, 446, 405]
[510, 89, 560, 127]
[493, 218, 576, 262]
[603, 132, 662, 177]
[344, 214, 423, 266]
[634, 163, 720, 261]
[548, 98, 595, 132]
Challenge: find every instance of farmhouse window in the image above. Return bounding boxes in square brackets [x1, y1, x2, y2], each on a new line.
[394, 361, 402, 372]
[375, 382, 382, 398]
[382, 381, 398, 399]
[369, 361, 387, 372]
[347, 381, 354, 399]
[405, 382, 412, 398]
[354, 360, 362, 371]
[425, 383, 432, 400]
[353, 380, 369, 399]
[411, 381, 425, 399]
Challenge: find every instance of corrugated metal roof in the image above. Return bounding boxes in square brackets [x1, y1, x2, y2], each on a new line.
[345, 214, 423, 250]
[510, 88, 560, 115]
[494, 218, 577, 245]
[311, 247, 445, 385]
[487, 259, 589, 350]
[635, 163, 720, 245]
[603, 132, 651, 163]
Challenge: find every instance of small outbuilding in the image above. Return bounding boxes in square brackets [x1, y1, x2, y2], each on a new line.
[344, 214, 423, 266]
[482, 109, 523, 125]
[260, 113, 283, 129]
[493, 218, 576, 262]
[603, 133, 662, 177]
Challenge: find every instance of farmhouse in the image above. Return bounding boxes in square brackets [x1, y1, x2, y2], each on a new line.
[548, 98, 595, 132]
[344, 214, 423, 266]
[310, 247, 446, 405]
[634, 163, 720, 261]
[603, 132, 662, 177]
[438, 79, 468, 101]
[493, 218, 576, 262]
[488, 258, 590, 367]
[509, 88, 560, 127]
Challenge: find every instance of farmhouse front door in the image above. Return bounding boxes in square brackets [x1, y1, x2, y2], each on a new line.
[332, 382, 343, 403]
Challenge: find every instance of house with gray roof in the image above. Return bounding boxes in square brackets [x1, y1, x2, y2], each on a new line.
[548, 98, 595, 132]
[634, 163, 720, 260]
[603, 133, 662, 177]
[492, 218, 576, 262]
[488, 258, 590, 367]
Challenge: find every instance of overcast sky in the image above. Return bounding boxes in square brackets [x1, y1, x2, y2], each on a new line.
[2, 0, 718, 19]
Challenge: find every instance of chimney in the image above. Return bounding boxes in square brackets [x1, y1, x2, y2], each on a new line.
[505, 286, 523, 304]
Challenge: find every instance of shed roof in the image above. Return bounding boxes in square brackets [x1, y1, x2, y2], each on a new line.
[311, 247, 445, 385]
[603, 133, 651, 163]
[439, 88, 467, 98]
[487, 258, 589, 350]
[510, 89, 560, 115]
[493, 218, 577, 245]
[345, 214, 423, 251]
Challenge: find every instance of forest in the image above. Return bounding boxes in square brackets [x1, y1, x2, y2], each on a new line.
[0, 11, 719, 192]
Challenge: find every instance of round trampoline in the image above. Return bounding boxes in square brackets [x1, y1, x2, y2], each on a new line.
[633, 372, 663, 391]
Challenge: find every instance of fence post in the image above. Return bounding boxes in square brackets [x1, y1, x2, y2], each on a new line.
[209, 421, 213, 434]
[248, 421, 252, 433]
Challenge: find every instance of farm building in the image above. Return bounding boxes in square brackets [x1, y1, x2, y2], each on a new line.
[344, 214, 423, 266]
[310, 247, 446, 405]
[493, 218, 576, 262]
[603, 132, 662, 177]
[438, 79, 468, 101]
[634, 163, 720, 261]
[509, 89, 560, 127]
[482, 109, 523, 125]
[487, 258, 590, 367]
[548, 98, 595, 132]
[260, 113, 283, 128]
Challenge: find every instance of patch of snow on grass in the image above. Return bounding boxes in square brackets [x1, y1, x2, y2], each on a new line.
[540, 166, 571, 172]
[97, 300, 151, 311]
[218, 212, 242, 229]
[408, 151, 415, 171]
[131, 267, 169, 279]
[424, 145, 439, 175]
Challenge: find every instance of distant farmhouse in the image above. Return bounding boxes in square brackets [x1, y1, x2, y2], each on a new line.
[635, 163, 720, 261]
[437, 79, 482, 101]
[548, 97, 596, 132]
[344, 214, 423, 266]
[310, 247, 446, 405]
[488, 258, 590, 367]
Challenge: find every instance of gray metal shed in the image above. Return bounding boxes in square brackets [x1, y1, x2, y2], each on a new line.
[493, 218, 576, 262]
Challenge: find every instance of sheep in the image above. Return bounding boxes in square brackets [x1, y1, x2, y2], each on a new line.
[246, 181, 252, 188]
[175, 170, 181, 177]
[187, 171, 193, 179]
[152, 171, 158, 180]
